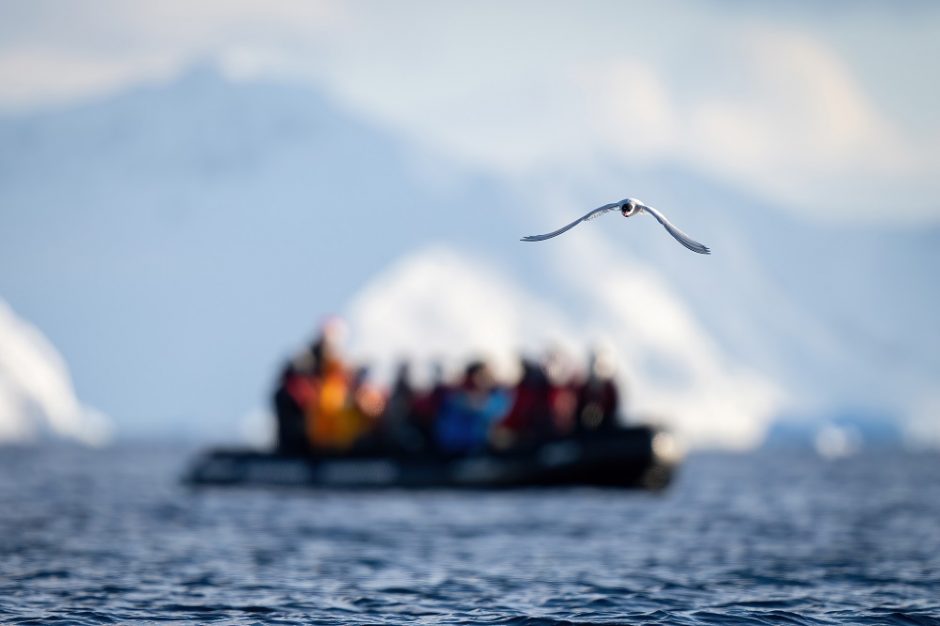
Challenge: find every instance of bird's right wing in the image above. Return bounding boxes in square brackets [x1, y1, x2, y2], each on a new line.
[520, 203, 620, 242]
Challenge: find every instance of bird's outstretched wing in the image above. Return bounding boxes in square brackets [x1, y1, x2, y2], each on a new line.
[641, 205, 711, 255]
[520, 203, 620, 242]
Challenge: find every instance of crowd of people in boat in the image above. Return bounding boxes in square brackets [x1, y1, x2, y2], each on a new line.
[273, 319, 622, 456]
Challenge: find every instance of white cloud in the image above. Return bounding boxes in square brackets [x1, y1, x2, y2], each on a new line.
[677, 27, 919, 219]
[0, 0, 339, 110]
[0, 47, 178, 109]
[0, 299, 111, 445]
[580, 58, 680, 161]
[344, 245, 784, 449]
[300, 4, 938, 222]
[0, 2, 936, 220]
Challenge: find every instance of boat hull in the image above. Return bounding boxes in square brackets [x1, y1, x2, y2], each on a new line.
[184, 426, 678, 490]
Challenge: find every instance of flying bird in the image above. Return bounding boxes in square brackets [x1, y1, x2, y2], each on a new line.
[521, 198, 711, 255]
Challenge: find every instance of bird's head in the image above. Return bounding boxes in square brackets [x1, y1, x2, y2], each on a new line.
[620, 198, 643, 217]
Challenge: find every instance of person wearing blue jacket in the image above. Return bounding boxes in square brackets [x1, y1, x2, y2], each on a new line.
[435, 361, 511, 454]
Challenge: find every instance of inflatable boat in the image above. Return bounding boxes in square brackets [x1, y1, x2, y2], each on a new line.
[184, 425, 679, 490]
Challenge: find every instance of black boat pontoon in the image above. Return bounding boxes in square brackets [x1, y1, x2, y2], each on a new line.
[184, 425, 680, 490]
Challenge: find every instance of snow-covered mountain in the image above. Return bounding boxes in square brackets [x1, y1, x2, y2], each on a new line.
[0, 66, 532, 442]
[345, 245, 782, 449]
[1, 66, 936, 447]
[0, 300, 110, 445]
[532, 161, 940, 427]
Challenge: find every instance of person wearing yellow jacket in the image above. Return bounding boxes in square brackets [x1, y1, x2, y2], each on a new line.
[303, 321, 384, 452]
[306, 357, 364, 451]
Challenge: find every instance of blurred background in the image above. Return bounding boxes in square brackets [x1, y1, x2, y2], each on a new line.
[1, 0, 938, 453]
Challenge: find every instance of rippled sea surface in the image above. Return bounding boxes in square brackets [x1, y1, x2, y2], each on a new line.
[1, 446, 939, 625]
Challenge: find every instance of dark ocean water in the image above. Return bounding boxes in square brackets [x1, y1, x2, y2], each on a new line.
[1, 445, 938, 625]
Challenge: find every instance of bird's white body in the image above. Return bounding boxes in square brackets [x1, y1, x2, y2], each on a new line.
[521, 197, 710, 255]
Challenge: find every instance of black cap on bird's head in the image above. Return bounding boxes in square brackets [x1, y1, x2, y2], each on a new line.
[620, 198, 643, 217]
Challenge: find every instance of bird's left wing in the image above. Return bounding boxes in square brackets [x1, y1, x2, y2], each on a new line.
[521, 203, 620, 242]
[641, 204, 711, 255]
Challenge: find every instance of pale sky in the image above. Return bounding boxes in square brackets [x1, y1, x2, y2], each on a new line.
[1, 0, 939, 223]
[2, 1, 938, 447]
